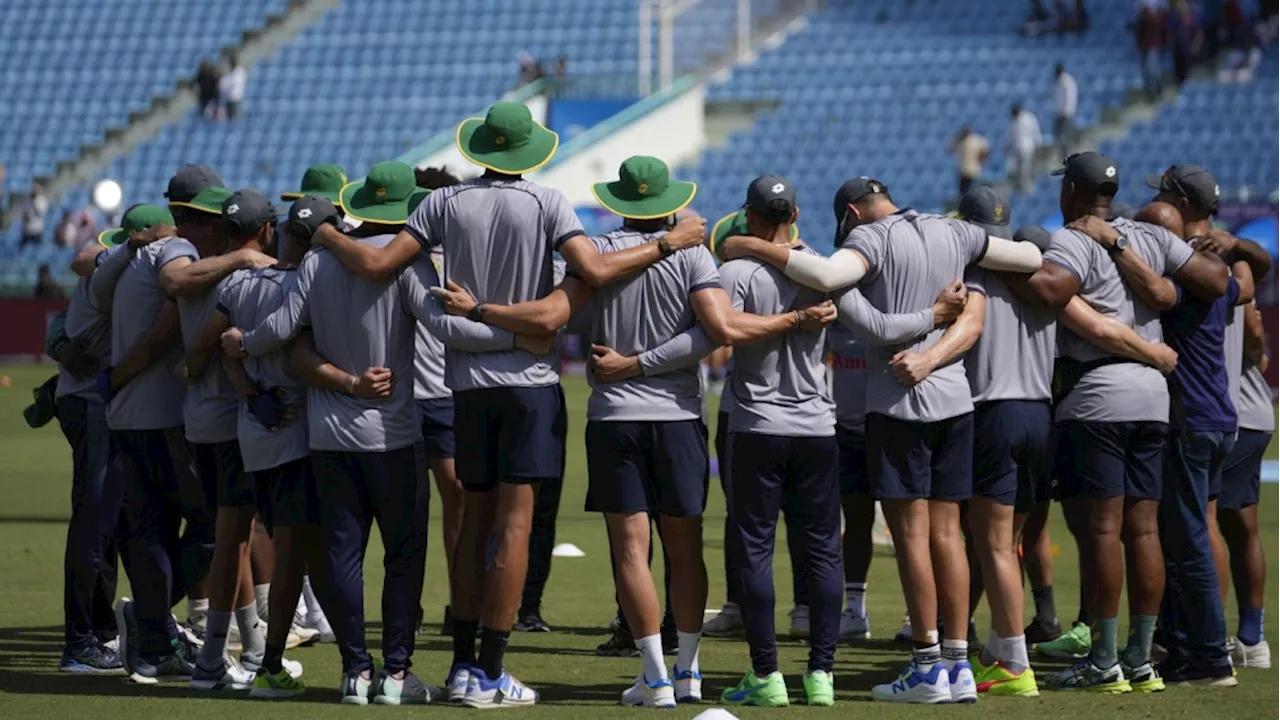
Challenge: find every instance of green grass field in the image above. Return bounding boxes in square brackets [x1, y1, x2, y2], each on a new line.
[0, 364, 1276, 718]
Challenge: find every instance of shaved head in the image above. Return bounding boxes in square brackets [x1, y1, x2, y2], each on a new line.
[1136, 201, 1185, 239]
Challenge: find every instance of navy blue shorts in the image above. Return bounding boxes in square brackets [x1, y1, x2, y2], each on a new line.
[417, 398, 455, 459]
[585, 420, 709, 517]
[866, 412, 974, 501]
[454, 385, 566, 492]
[1054, 420, 1167, 501]
[193, 440, 252, 509]
[255, 457, 318, 528]
[973, 400, 1052, 510]
[836, 426, 870, 497]
[1219, 429, 1271, 510]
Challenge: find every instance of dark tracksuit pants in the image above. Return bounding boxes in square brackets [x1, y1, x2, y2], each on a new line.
[314, 443, 430, 674]
[729, 432, 842, 675]
[715, 416, 807, 609]
[56, 396, 126, 651]
[112, 427, 213, 660]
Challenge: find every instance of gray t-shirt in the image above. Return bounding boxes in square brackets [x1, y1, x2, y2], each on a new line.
[964, 267, 1057, 403]
[218, 267, 309, 472]
[239, 235, 516, 452]
[414, 250, 450, 401]
[828, 288, 936, 433]
[1237, 363, 1276, 432]
[846, 209, 988, 422]
[579, 228, 721, 422]
[164, 239, 239, 444]
[720, 249, 835, 437]
[1042, 217, 1194, 423]
[106, 240, 186, 431]
[1225, 305, 1245, 421]
[406, 178, 585, 391]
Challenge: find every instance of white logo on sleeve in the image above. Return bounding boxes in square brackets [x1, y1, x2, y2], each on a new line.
[298, 208, 313, 219]
[1214, 184, 1220, 197]
[227, 204, 240, 215]
[771, 183, 785, 194]
[1104, 166, 1116, 178]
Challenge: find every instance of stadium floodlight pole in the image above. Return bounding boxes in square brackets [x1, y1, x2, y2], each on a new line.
[639, 0, 652, 95]
[658, 0, 674, 90]
[737, 0, 750, 61]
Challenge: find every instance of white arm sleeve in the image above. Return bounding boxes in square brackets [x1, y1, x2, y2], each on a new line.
[978, 237, 1042, 273]
[782, 248, 867, 293]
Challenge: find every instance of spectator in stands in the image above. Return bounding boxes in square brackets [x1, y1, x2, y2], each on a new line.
[1136, 3, 1168, 97]
[55, 210, 78, 249]
[554, 56, 568, 79]
[196, 59, 221, 119]
[950, 125, 990, 199]
[33, 264, 64, 299]
[1051, 63, 1078, 158]
[414, 166, 463, 190]
[1006, 104, 1042, 193]
[20, 184, 48, 247]
[73, 208, 100, 249]
[516, 51, 543, 88]
[1170, 0, 1204, 84]
[220, 54, 248, 120]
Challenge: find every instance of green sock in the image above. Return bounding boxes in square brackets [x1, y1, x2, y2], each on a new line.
[1121, 615, 1157, 668]
[1088, 617, 1118, 668]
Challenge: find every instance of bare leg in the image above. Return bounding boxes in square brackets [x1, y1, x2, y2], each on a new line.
[609, 513, 661, 637]
[930, 500, 969, 640]
[659, 515, 708, 633]
[883, 498, 936, 641]
[480, 483, 536, 631]
[452, 490, 498, 624]
[971, 497, 1022, 637]
[1121, 498, 1163, 616]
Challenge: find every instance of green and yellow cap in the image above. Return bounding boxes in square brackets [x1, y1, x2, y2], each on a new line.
[708, 209, 798, 260]
[169, 185, 233, 215]
[456, 102, 559, 175]
[591, 156, 697, 220]
[98, 204, 176, 248]
[281, 163, 348, 203]
[339, 161, 428, 225]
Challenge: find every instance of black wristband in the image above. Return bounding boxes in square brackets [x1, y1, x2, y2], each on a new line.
[468, 304, 485, 323]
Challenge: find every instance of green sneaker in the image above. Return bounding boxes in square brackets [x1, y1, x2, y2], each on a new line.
[1035, 622, 1092, 660]
[250, 668, 307, 699]
[803, 670, 835, 706]
[721, 670, 790, 707]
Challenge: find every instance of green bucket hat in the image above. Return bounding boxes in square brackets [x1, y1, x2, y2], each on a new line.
[708, 209, 798, 260]
[592, 156, 697, 220]
[169, 185, 232, 215]
[98, 204, 177, 248]
[456, 102, 559, 175]
[339, 161, 429, 225]
[281, 163, 348, 203]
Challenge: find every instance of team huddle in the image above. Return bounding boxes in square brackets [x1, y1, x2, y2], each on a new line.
[43, 101, 1273, 708]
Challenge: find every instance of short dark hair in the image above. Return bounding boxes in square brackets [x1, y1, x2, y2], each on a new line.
[415, 166, 462, 191]
[1055, 63, 1065, 75]
[171, 206, 219, 229]
[38, 263, 50, 273]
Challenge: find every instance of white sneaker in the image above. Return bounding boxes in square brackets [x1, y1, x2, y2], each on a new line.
[241, 654, 303, 679]
[789, 605, 810, 638]
[104, 636, 120, 654]
[372, 669, 443, 705]
[446, 664, 471, 703]
[947, 661, 977, 703]
[871, 661, 951, 703]
[673, 665, 701, 703]
[1228, 637, 1272, 669]
[703, 604, 744, 637]
[291, 621, 319, 647]
[190, 657, 255, 691]
[839, 608, 871, 640]
[893, 614, 913, 643]
[462, 667, 537, 708]
[620, 675, 677, 708]
[304, 611, 336, 643]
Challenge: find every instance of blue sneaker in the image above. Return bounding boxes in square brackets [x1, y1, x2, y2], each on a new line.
[620, 675, 676, 708]
[673, 665, 702, 703]
[871, 661, 952, 703]
[462, 667, 537, 708]
[445, 663, 471, 703]
[113, 598, 139, 676]
[948, 661, 977, 703]
[59, 645, 124, 675]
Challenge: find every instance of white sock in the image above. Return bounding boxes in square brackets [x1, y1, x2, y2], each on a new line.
[635, 634, 669, 684]
[845, 582, 866, 617]
[302, 576, 324, 615]
[676, 631, 701, 674]
[187, 597, 209, 625]
[254, 584, 271, 621]
[236, 603, 267, 664]
[1001, 634, 1030, 674]
[980, 627, 1000, 667]
[941, 638, 968, 670]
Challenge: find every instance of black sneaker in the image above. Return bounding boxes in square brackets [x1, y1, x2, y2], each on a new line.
[59, 644, 124, 675]
[440, 605, 455, 637]
[1156, 659, 1238, 688]
[131, 652, 194, 684]
[1024, 617, 1063, 645]
[514, 611, 551, 633]
[596, 628, 639, 657]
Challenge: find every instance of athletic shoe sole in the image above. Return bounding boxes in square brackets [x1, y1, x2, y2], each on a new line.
[190, 679, 253, 691]
[59, 661, 125, 676]
[249, 687, 304, 699]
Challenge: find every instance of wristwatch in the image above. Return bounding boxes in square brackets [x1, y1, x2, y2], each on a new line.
[1107, 234, 1129, 257]
[657, 235, 674, 257]
[468, 304, 486, 323]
